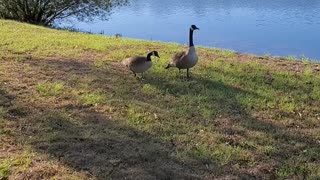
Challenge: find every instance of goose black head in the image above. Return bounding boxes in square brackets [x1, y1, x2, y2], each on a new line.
[190, 25, 200, 31]
[152, 51, 160, 58]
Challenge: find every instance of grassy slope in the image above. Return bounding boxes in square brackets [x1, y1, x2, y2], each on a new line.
[0, 19, 320, 179]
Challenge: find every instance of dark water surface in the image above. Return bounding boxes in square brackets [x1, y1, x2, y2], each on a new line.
[60, 0, 320, 61]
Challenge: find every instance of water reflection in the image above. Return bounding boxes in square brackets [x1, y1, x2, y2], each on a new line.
[60, 0, 320, 60]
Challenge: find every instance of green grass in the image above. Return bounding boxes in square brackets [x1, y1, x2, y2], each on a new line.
[0, 161, 10, 180]
[0, 152, 33, 180]
[284, 56, 296, 61]
[0, 107, 6, 118]
[36, 82, 64, 97]
[77, 91, 108, 106]
[0, 19, 320, 179]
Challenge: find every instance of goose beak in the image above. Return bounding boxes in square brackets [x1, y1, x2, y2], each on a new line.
[156, 54, 160, 58]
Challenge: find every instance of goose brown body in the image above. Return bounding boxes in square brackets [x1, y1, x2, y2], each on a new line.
[122, 56, 153, 73]
[171, 46, 198, 70]
[122, 51, 159, 76]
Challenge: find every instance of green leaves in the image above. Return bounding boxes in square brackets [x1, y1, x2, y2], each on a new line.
[0, 0, 129, 26]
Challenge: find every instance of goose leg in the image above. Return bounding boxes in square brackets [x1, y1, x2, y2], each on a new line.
[187, 68, 190, 78]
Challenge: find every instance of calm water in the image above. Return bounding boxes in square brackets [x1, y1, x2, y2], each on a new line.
[60, 0, 320, 61]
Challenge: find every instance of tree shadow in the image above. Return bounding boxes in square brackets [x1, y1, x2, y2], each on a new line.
[26, 103, 205, 179]
[8, 57, 319, 179]
[5, 58, 217, 179]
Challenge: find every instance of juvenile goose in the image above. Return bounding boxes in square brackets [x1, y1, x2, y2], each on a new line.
[122, 51, 160, 77]
[165, 25, 199, 78]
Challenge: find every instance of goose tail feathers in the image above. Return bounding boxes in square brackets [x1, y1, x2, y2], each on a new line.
[121, 58, 129, 66]
[165, 63, 174, 69]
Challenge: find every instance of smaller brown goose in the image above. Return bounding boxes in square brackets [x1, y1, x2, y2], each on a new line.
[122, 51, 160, 77]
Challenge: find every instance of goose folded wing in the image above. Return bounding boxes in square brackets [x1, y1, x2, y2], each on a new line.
[128, 56, 147, 66]
[172, 51, 186, 62]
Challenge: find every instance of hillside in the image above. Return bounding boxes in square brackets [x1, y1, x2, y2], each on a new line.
[0, 20, 320, 179]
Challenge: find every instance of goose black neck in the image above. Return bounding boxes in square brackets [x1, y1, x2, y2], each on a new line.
[189, 29, 194, 47]
[147, 52, 153, 61]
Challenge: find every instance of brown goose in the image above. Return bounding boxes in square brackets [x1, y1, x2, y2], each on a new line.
[165, 25, 199, 78]
[122, 51, 160, 77]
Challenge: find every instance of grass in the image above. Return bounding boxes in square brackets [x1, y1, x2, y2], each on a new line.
[0, 19, 320, 179]
[36, 82, 64, 97]
[0, 150, 34, 179]
[284, 56, 296, 61]
[77, 91, 108, 106]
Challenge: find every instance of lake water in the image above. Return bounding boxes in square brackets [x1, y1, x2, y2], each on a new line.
[60, 0, 320, 61]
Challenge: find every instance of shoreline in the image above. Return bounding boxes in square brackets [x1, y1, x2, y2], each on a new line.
[55, 25, 320, 63]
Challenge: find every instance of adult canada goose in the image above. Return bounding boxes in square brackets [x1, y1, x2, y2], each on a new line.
[122, 51, 160, 77]
[165, 25, 199, 78]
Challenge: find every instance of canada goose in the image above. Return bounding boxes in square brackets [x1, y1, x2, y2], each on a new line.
[165, 25, 199, 78]
[122, 51, 160, 77]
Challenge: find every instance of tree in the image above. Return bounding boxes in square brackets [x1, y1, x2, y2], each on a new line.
[0, 0, 128, 26]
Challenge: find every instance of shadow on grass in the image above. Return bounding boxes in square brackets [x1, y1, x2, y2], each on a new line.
[4, 58, 212, 179]
[6, 57, 319, 179]
[28, 104, 203, 179]
[143, 69, 320, 178]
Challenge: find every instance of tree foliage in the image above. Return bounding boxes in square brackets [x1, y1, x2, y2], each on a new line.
[0, 0, 128, 26]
